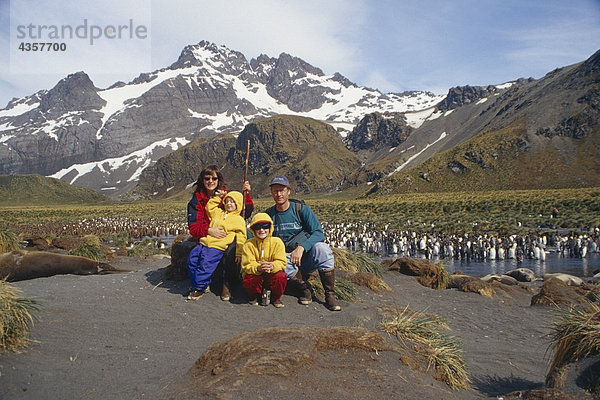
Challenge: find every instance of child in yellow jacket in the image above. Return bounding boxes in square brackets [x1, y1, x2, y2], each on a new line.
[241, 213, 287, 307]
[187, 190, 246, 300]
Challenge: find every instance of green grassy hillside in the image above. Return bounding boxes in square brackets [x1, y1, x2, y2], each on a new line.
[368, 116, 600, 196]
[0, 174, 109, 206]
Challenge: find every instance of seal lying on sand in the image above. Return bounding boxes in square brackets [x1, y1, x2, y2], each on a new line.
[481, 274, 519, 286]
[505, 268, 536, 282]
[543, 273, 584, 287]
[0, 250, 130, 282]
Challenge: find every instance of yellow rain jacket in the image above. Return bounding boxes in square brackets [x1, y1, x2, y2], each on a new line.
[241, 213, 286, 277]
[199, 191, 247, 257]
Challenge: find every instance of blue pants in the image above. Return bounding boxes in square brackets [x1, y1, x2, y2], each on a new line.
[187, 243, 225, 291]
[284, 242, 335, 279]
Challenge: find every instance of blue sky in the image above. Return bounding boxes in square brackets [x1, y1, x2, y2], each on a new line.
[1, 0, 599, 107]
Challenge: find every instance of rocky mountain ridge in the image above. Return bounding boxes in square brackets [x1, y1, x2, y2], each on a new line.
[0, 40, 442, 197]
[130, 48, 600, 198]
[1, 42, 598, 199]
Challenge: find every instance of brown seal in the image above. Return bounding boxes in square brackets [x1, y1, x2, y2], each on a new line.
[505, 267, 536, 282]
[481, 274, 519, 286]
[543, 273, 584, 287]
[0, 250, 130, 282]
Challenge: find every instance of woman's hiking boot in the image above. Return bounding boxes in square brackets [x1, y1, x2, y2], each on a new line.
[319, 269, 341, 311]
[220, 282, 231, 301]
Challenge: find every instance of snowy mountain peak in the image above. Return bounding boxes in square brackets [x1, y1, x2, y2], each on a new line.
[170, 40, 250, 74]
[39, 71, 105, 113]
[0, 40, 446, 197]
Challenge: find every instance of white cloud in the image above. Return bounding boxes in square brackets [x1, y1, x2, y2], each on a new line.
[9, 0, 151, 77]
[149, 0, 366, 77]
[0, 0, 599, 107]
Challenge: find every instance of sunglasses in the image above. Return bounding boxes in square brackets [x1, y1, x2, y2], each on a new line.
[203, 176, 218, 181]
[253, 223, 271, 230]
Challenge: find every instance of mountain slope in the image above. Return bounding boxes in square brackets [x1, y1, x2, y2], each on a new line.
[133, 49, 600, 199]
[367, 116, 599, 195]
[0, 174, 109, 206]
[0, 41, 442, 198]
[361, 49, 600, 194]
[133, 115, 360, 198]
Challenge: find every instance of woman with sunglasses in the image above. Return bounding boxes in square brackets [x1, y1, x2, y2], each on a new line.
[241, 213, 287, 308]
[187, 165, 253, 241]
[186, 165, 254, 300]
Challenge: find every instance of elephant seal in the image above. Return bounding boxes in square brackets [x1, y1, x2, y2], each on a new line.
[505, 268, 536, 282]
[0, 250, 130, 282]
[481, 274, 519, 286]
[543, 273, 584, 287]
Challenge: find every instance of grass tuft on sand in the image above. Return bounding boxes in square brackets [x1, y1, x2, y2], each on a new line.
[307, 276, 358, 302]
[0, 227, 20, 253]
[332, 247, 382, 277]
[379, 306, 470, 390]
[0, 279, 40, 353]
[546, 300, 600, 391]
[68, 234, 106, 260]
[386, 258, 450, 290]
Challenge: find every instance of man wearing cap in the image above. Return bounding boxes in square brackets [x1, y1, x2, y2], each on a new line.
[266, 175, 341, 311]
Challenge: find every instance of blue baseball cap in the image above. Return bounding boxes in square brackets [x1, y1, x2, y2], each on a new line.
[269, 175, 290, 187]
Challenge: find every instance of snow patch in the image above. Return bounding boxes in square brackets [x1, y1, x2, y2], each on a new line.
[495, 82, 515, 90]
[0, 133, 15, 143]
[405, 107, 437, 129]
[389, 132, 447, 175]
[0, 101, 39, 117]
[50, 137, 190, 183]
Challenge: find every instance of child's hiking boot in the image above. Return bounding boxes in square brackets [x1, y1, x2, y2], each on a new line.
[187, 289, 204, 300]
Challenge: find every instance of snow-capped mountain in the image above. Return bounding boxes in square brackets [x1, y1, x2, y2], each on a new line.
[0, 40, 444, 197]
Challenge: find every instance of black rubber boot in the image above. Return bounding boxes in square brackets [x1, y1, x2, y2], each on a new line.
[289, 271, 312, 305]
[319, 269, 341, 311]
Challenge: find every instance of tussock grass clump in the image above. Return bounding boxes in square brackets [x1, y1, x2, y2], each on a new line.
[103, 231, 133, 248]
[546, 301, 600, 390]
[0, 227, 20, 253]
[317, 247, 389, 297]
[332, 247, 382, 277]
[379, 306, 470, 390]
[307, 276, 358, 302]
[387, 258, 450, 290]
[333, 279, 358, 302]
[180, 326, 402, 399]
[68, 235, 106, 260]
[346, 271, 391, 293]
[0, 279, 40, 353]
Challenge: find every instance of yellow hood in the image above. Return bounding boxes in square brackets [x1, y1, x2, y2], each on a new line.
[249, 212, 274, 237]
[224, 191, 244, 212]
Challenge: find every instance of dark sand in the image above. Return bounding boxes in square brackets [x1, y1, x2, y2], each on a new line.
[0, 255, 592, 399]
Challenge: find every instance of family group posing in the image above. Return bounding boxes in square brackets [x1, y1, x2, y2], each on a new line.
[185, 165, 341, 311]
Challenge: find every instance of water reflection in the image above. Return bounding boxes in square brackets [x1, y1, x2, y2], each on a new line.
[427, 252, 600, 278]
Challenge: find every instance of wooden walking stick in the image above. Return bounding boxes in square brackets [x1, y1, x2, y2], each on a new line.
[241, 139, 250, 218]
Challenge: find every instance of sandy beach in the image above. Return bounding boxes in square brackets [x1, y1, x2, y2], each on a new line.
[0, 255, 594, 399]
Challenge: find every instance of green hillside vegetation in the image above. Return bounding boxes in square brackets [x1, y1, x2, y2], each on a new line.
[0, 174, 109, 206]
[368, 116, 600, 196]
[133, 115, 361, 199]
[236, 115, 360, 194]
